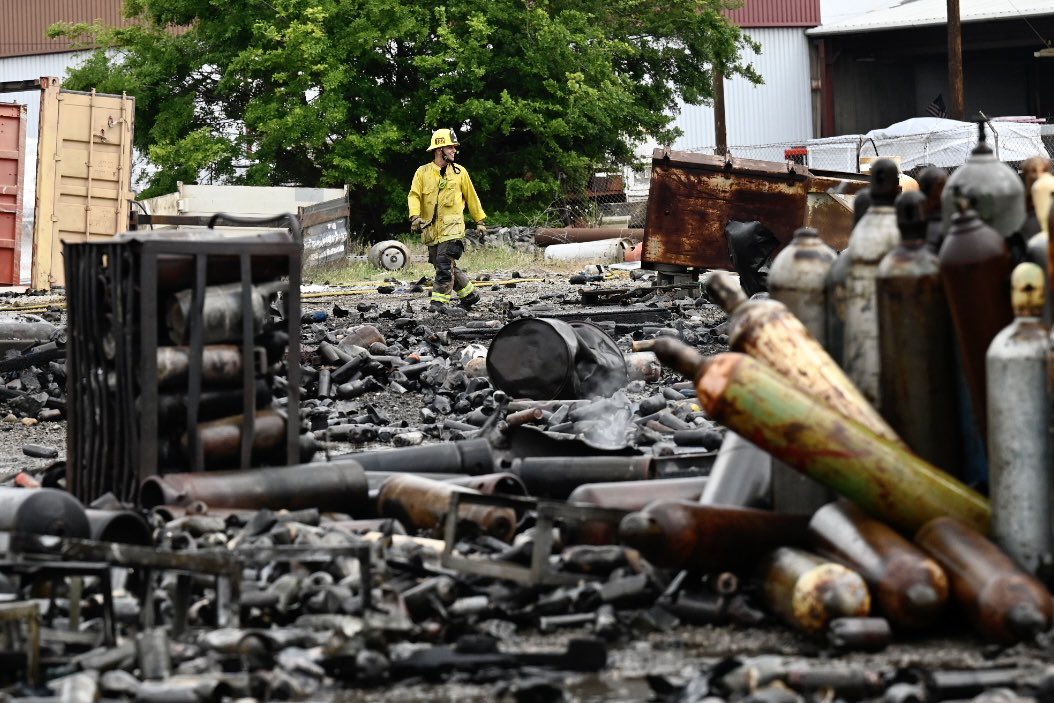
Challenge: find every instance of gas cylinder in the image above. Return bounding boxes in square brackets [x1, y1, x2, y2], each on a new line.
[941, 120, 1026, 239]
[986, 262, 1050, 573]
[1021, 156, 1052, 238]
[1028, 171, 1054, 321]
[917, 166, 948, 254]
[916, 516, 1052, 644]
[876, 190, 962, 474]
[826, 190, 872, 367]
[844, 158, 901, 406]
[809, 501, 948, 631]
[641, 337, 991, 536]
[769, 227, 837, 345]
[940, 202, 1013, 449]
[704, 270, 901, 445]
[758, 546, 870, 634]
[698, 431, 772, 508]
[617, 500, 810, 572]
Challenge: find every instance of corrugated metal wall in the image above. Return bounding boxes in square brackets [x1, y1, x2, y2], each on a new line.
[0, 0, 127, 58]
[663, 28, 814, 162]
[726, 0, 821, 28]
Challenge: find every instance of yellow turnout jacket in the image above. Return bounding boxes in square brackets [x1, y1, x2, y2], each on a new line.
[408, 162, 486, 245]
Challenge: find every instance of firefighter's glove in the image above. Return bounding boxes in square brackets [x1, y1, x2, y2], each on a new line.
[475, 222, 487, 238]
[410, 216, 424, 233]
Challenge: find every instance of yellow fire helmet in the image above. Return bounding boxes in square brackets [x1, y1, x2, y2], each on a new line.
[427, 128, 460, 151]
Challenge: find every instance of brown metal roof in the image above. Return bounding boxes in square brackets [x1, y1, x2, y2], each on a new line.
[0, 0, 131, 59]
[725, 0, 821, 28]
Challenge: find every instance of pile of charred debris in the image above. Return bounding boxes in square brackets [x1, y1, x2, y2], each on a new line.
[3, 134, 1054, 702]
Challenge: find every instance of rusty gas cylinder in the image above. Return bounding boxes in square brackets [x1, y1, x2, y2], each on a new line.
[825, 249, 851, 367]
[156, 345, 249, 388]
[940, 202, 1013, 449]
[643, 337, 991, 536]
[876, 190, 962, 474]
[702, 271, 901, 445]
[986, 262, 1051, 573]
[917, 166, 948, 254]
[758, 547, 870, 634]
[565, 476, 709, 545]
[376, 473, 517, 542]
[181, 409, 289, 466]
[618, 500, 810, 572]
[809, 501, 948, 630]
[844, 158, 901, 407]
[916, 516, 1053, 644]
[769, 227, 837, 346]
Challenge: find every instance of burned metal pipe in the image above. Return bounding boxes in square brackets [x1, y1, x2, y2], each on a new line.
[509, 455, 654, 500]
[0, 487, 90, 538]
[535, 227, 644, 246]
[376, 474, 517, 542]
[139, 458, 371, 517]
[334, 438, 494, 476]
[84, 509, 154, 546]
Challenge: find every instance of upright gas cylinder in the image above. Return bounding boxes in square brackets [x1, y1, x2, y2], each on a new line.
[757, 546, 870, 634]
[917, 166, 948, 254]
[940, 201, 1013, 448]
[941, 120, 1026, 241]
[876, 190, 962, 475]
[1028, 171, 1054, 322]
[916, 516, 1052, 644]
[643, 338, 991, 536]
[702, 271, 901, 445]
[986, 262, 1050, 573]
[769, 227, 837, 346]
[844, 159, 901, 406]
[826, 189, 871, 366]
[767, 227, 841, 515]
[809, 501, 948, 631]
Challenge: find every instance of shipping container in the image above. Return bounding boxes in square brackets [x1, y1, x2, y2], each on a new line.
[0, 103, 26, 286]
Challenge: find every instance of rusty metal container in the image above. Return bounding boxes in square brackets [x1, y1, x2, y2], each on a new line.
[876, 190, 962, 475]
[698, 432, 771, 508]
[376, 473, 517, 542]
[0, 103, 26, 286]
[986, 263, 1050, 573]
[916, 516, 1053, 644]
[844, 159, 902, 407]
[940, 205, 1013, 449]
[643, 338, 991, 535]
[940, 121, 1026, 239]
[758, 546, 870, 634]
[641, 149, 866, 272]
[703, 270, 901, 444]
[618, 500, 810, 572]
[138, 458, 371, 517]
[809, 501, 948, 630]
[769, 227, 837, 345]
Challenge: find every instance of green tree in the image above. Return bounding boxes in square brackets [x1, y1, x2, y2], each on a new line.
[53, 0, 760, 235]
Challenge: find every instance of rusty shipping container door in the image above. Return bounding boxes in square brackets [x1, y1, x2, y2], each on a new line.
[0, 103, 26, 286]
[33, 77, 134, 289]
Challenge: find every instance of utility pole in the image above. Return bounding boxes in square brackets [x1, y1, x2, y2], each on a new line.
[714, 68, 728, 156]
[948, 0, 965, 119]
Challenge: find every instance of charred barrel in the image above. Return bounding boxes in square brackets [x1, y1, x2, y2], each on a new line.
[809, 501, 948, 630]
[618, 500, 810, 572]
[916, 516, 1053, 644]
[0, 487, 90, 538]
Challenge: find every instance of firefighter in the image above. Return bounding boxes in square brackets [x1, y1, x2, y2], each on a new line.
[408, 128, 487, 312]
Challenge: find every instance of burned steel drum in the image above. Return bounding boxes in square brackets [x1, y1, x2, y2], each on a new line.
[486, 318, 628, 400]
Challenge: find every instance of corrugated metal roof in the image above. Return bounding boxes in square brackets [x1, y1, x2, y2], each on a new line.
[807, 0, 1054, 36]
[725, 0, 821, 28]
[0, 0, 130, 59]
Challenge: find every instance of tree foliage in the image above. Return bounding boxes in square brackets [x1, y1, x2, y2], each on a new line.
[53, 0, 760, 234]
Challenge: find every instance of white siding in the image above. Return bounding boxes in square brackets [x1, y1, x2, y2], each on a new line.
[635, 28, 814, 163]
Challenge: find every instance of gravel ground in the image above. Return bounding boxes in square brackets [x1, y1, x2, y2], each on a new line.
[2, 262, 1053, 702]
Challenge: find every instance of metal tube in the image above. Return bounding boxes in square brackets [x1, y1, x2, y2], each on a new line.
[534, 227, 644, 246]
[376, 474, 517, 542]
[334, 438, 494, 476]
[509, 455, 654, 500]
[84, 509, 154, 546]
[139, 458, 371, 517]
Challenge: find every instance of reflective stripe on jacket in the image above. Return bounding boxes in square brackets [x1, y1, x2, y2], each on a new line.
[408, 162, 487, 245]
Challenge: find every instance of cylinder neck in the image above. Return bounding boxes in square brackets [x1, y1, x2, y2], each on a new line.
[705, 271, 749, 315]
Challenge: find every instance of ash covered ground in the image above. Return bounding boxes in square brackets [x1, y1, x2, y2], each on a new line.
[2, 262, 1053, 703]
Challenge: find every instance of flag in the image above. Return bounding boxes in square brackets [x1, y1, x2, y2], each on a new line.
[925, 93, 947, 118]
